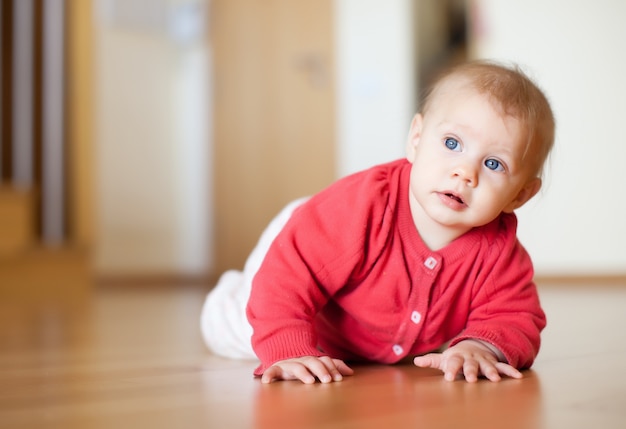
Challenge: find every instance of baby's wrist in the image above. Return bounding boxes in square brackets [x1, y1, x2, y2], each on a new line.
[461, 339, 505, 361]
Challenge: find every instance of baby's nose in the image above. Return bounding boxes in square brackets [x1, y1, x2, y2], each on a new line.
[453, 163, 478, 187]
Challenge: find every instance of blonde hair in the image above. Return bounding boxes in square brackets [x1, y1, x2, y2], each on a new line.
[421, 60, 555, 177]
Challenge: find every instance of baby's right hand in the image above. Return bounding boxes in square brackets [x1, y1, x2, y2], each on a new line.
[261, 356, 354, 384]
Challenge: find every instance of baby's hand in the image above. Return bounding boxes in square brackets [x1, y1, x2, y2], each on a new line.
[413, 340, 523, 382]
[261, 356, 354, 384]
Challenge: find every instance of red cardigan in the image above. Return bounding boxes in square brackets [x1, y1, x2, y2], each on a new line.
[246, 159, 546, 375]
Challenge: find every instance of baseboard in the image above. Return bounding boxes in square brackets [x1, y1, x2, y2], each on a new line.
[0, 186, 36, 256]
[95, 272, 218, 289]
[535, 274, 626, 287]
[0, 246, 92, 301]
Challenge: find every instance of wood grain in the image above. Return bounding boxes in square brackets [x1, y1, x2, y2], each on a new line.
[1, 282, 624, 428]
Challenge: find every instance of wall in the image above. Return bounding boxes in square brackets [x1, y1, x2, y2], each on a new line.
[470, 0, 626, 275]
[92, 0, 415, 278]
[93, 0, 211, 277]
[91, 1, 625, 278]
[334, 0, 416, 177]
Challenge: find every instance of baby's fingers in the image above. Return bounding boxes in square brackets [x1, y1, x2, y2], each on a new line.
[261, 363, 315, 384]
[333, 359, 355, 376]
[473, 360, 523, 382]
[260, 365, 283, 384]
[318, 357, 353, 382]
[261, 357, 353, 385]
[305, 357, 338, 383]
[415, 353, 464, 381]
[475, 359, 500, 382]
[463, 358, 482, 383]
[494, 362, 523, 380]
[413, 353, 444, 371]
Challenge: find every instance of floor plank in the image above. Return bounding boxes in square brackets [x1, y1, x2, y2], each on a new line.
[0, 282, 625, 428]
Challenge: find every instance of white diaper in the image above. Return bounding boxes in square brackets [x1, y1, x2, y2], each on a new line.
[200, 197, 309, 359]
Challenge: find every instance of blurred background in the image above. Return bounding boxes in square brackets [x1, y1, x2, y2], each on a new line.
[1, 0, 625, 298]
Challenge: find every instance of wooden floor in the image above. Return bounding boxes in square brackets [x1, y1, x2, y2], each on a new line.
[1, 281, 625, 428]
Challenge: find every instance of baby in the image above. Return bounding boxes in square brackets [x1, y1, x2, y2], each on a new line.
[201, 60, 555, 384]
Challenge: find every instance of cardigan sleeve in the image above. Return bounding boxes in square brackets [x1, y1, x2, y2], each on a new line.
[246, 165, 396, 375]
[449, 215, 547, 369]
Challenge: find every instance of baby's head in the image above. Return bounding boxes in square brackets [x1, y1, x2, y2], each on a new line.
[405, 61, 556, 247]
[421, 61, 555, 177]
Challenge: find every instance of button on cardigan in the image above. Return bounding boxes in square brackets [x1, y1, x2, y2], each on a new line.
[246, 159, 546, 376]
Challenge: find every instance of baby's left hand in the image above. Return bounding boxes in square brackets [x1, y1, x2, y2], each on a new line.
[413, 340, 523, 382]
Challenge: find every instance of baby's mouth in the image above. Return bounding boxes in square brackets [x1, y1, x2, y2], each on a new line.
[444, 192, 464, 205]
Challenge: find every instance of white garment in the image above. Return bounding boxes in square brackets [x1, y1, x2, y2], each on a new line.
[200, 197, 309, 359]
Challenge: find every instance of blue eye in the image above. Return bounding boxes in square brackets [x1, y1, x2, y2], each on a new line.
[444, 137, 460, 151]
[485, 159, 504, 171]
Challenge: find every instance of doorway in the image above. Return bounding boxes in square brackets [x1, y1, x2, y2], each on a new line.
[212, 0, 336, 273]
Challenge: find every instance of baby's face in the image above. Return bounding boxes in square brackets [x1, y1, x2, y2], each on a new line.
[406, 84, 541, 242]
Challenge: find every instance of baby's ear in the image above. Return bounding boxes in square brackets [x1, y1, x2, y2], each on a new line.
[406, 114, 423, 162]
[503, 178, 542, 213]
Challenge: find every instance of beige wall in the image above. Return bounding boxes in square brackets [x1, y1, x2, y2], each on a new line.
[93, 0, 211, 277]
[469, 0, 626, 275]
[91, 0, 626, 278]
[93, 0, 413, 277]
[334, 0, 415, 177]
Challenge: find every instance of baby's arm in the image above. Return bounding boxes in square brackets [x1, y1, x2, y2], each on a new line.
[261, 356, 354, 384]
[413, 340, 522, 382]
